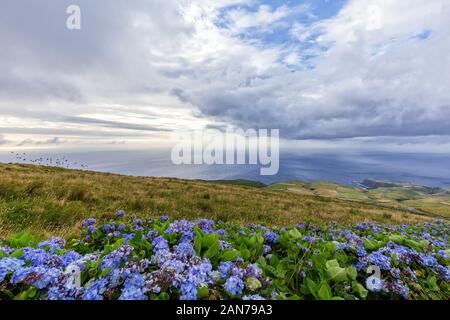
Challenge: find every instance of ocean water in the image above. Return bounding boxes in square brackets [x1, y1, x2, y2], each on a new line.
[1, 148, 450, 188]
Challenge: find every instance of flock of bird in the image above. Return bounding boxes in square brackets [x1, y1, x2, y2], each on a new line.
[10, 152, 89, 169]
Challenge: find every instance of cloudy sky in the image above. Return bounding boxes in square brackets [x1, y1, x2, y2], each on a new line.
[1, 0, 450, 151]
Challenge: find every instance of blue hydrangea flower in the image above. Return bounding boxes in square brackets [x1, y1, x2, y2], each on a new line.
[356, 246, 367, 257]
[81, 218, 96, 227]
[0, 247, 13, 255]
[11, 267, 45, 286]
[86, 225, 96, 234]
[165, 220, 195, 243]
[419, 254, 438, 267]
[198, 219, 214, 234]
[389, 280, 409, 299]
[403, 267, 417, 281]
[216, 229, 226, 237]
[60, 251, 82, 267]
[245, 263, 262, 278]
[101, 246, 133, 270]
[365, 251, 391, 270]
[46, 286, 77, 300]
[218, 261, 233, 279]
[1, 215, 448, 301]
[116, 210, 125, 217]
[390, 268, 401, 279]
[437, 250, 449, 259]
[302, 236, 320, 243]
[34, 268, 61, 289]
[0, 258, 24, 282]
[152, 236, 169, 252]
[119, 273, 148, 300]
[83, 278, 108, 300]
[219, 240, 233, 250]
[22, 248, 53, 267]
[243, 294, 265, 300]
[175, 242, 195, 260]
[435, 265, 450, 281]
[264, 231, 278, 244]
[180, 279, 198, 300]
[224, 275, 244, 296]
[38, 237, 65, 253]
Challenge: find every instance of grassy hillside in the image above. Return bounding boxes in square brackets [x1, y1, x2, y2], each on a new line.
[269, 180, 450, 218]
[0, 163, 435, 239]
[211, 179, 267, 188]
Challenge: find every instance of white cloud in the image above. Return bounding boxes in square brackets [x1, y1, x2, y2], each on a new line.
[0, 134, 7, 145]
[224, 4, 291, 32]
[283, 51, 300, 65]
[186, 0, 450, 139]
[16, 137, 64, 147]
[0, 0, 449, 148]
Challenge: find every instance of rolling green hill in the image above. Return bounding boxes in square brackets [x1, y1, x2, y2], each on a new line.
[269, 179, 450, 218]
[0, 163, 436, 239]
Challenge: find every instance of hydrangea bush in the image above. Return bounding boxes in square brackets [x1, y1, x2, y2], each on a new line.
[0, 212, 448, 300]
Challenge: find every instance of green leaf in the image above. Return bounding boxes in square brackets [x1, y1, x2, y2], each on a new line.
[326, 260, 347, 282]
[352, 281, 368, 299]
[13, 291, 29, 300]
[388, 235, 406, 245]
[26, 287, 38, 298]
[88, 266, 98, 277]
[427, 276, 439, 290]
[275, 263, 287, 278]
[194, 234, 202, 256]
[239, 245, 251, 260]
[10, 248, 24, 259]
[245, 278, 262, 291]
[363, 238, 384, 250]
[8, 232, 38, 249]
[138, 250, 146, 258]
[2, 289, 14, 299]
[347, 267, 357, 281]
[101, 267, 112, 277]
[327, 266, 347, 282]
[131, 231, 143, 244]
[269, 254, 279, 267]
[257, 256, 267, 269]
[419, 240, 430, 248]
[221, 249, 240, 262]
[158, 292, 170, 300]
[202, 234, 219, 248]
[305, 278, 317, 291]
[325, 259, 340, 269]
[0, 250, 8, 258]
[203, 240, 221, 259]
[404, 239, 424, 252]
[318, 283, 332, 300]
[112, 238, 124, 250]
[197, 286, 209, 299]
[288, 228, 302, 240]
[325, 242, 338, 252]
[312, 254, 326, 270]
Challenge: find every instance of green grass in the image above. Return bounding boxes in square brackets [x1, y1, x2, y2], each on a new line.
[269, 180, 450, 218]
[0, 163, 435, 239]
[210, 179, 267, 188]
